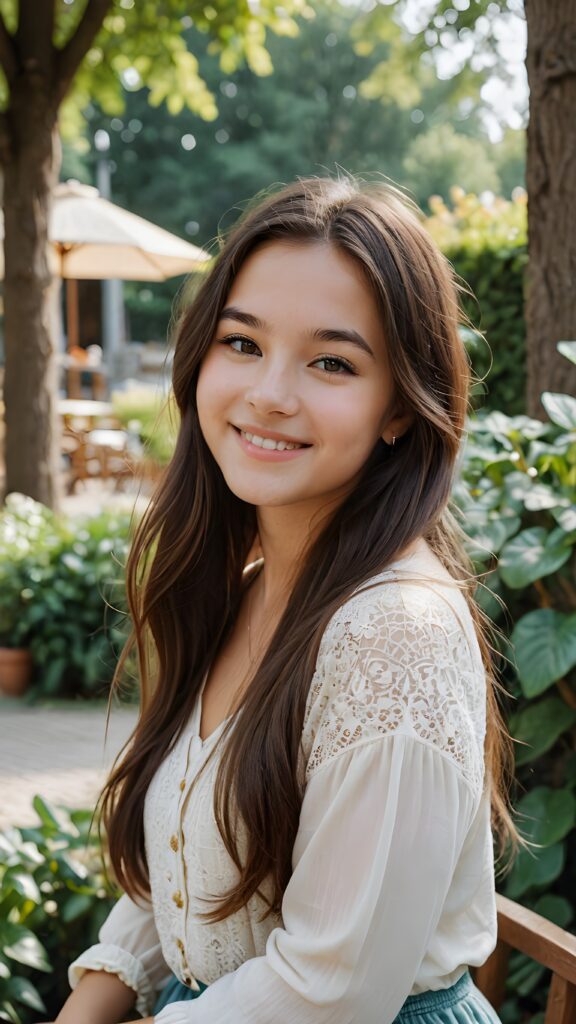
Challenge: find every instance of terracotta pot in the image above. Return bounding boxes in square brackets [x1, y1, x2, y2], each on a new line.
[0, 647, 33, 697]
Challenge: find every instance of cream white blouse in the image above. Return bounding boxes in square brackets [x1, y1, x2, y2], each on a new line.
[69, 539, 498, 1023]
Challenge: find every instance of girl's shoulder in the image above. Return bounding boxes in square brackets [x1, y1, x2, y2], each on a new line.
[323, 537, 480, 664]
[301, 538, 487, 791]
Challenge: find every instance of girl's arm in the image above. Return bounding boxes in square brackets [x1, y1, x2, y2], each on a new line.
[65, 891, 169, 1020]
[55, 969, 137, 1024]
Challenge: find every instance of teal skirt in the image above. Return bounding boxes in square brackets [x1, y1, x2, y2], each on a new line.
[153, 967, 503, 1021]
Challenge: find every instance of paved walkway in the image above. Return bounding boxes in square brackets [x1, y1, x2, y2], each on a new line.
[0, 700, 138, 830]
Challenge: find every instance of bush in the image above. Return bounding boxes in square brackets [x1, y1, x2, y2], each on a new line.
[0, 797, 117, 1024]
[0, 498, 134, 701]
[112, 387, 178, 466]
[456, 342, 576, 1019]
[425, 189, 528, 415]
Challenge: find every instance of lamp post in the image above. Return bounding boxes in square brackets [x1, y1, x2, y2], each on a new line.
[94, 129, 125, 385]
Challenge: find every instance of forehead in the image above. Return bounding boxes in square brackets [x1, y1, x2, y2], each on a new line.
[223, 240, 386, 353]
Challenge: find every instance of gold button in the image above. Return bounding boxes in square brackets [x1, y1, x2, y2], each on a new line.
[169, 834, 179, 852]
[179, 779, 186, 791]
[172, 890, 184, 909]
[176, 938, 185, 951]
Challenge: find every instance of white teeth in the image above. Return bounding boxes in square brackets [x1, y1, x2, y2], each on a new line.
[240, 429, 303, 451]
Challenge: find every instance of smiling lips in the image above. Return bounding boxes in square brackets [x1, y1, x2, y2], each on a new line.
[233, 423, 312, 447]
[233, 425, 312, 460]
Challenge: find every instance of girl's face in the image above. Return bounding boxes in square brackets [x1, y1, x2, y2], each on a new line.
[196, 240, 408, 517]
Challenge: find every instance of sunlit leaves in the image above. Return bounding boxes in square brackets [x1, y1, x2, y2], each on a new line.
[2, 0, 310, 125]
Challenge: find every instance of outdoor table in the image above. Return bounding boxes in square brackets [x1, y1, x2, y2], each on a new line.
[58, 399, 114, 423]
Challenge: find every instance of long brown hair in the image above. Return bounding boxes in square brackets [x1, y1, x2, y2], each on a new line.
[100, 175, 520, 923]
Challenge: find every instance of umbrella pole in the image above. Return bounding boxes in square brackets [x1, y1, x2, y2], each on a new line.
[66, 278, 81, 398]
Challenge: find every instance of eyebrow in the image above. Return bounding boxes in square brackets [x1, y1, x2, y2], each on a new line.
[219, 305, 376, 360]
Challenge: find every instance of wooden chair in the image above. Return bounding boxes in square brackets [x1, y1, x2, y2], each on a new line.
[473, 894, 576, 1024]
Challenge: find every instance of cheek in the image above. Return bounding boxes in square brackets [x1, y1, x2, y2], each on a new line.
[313, 385, 387, 446]
[196, 353, 227, 420]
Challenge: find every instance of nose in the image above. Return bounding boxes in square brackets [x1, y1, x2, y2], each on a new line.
[244, 361, 300, 416]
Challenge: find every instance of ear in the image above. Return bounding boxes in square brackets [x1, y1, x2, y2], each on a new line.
[381, 408, 414, 446]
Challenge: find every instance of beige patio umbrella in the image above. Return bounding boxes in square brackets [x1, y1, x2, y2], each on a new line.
[47, 179, 211, 281]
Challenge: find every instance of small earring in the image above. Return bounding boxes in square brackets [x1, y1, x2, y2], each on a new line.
[391, 435, 396, 447]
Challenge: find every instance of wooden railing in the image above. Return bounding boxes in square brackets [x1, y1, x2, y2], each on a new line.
[473, 894, 576, 1024]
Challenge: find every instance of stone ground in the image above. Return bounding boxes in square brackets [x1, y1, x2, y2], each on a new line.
[0, 478, 144, 830]
[0, 700, 138, 829]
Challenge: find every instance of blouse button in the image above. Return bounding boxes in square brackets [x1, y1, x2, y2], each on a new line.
[172, 890, 184, 909]
[169, 834, 179, 852]
[179, 779, 186, 791]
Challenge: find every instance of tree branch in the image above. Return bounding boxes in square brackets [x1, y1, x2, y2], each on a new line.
[53, 0, 111, 106]
[0, 12, 18, 85]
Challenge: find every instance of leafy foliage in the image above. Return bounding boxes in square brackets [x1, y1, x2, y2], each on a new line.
[0, 797, 117, 1024]
[456, 343, 576, 1018]
[0, 497, 133, 700]
[0, 0, 313, 124]
[403, 124, 502, 202]
[425, 188, 527, 413]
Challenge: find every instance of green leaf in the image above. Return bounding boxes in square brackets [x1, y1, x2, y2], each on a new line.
[464, 515, 510, 560]
[553, 506, 576, 532]
[506, 954, 546, 997]
[515, 786, 576, 846]
[541, 392, 576, 430]
[557, 340, 576, 365]
[32, 796, 77, 835]
[0, 1000, 21, 1024]
[533, 893, 573, 929]
[0, 922, 51, 972]
[504, 841, 565, 899]
[3, 977, 46, 1013]
[512, 609, 576, 696]
[509, 696, 576, 765]
[61, 893, 94, 923]
[499, 527, 572, 588]
[1, 869, 41, 904]
[524, 482, 570, 511]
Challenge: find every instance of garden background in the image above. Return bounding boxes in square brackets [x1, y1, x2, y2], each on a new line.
[0, 2, 575, 1023]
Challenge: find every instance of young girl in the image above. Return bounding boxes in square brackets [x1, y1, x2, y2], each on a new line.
[57, 175, 519, 1024]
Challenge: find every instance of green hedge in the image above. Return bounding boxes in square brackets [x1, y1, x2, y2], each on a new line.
[425, 189, 528, 415]
[0, 500, 134, 701]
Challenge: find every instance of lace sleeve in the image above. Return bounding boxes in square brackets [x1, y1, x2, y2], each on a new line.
[301, 574, 487, 796]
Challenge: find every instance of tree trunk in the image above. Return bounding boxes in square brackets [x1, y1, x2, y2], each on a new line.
[1, 85, 62, 508]
[525, 0, 576, 416]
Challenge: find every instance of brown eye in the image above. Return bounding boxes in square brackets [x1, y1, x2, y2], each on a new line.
[313, 356, 356, 375]
[219, 334, 260, 355]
